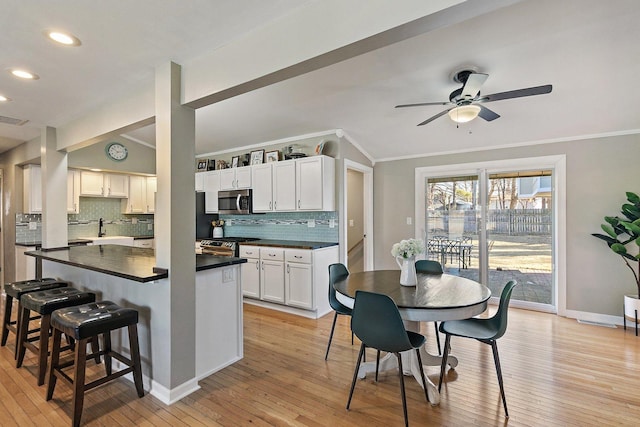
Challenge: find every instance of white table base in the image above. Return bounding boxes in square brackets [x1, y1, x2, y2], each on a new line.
[356, 320, 457, 405]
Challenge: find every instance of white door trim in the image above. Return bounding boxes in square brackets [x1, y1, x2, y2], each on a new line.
[343, 159, 374, 271]
[414, 155, 566, 314]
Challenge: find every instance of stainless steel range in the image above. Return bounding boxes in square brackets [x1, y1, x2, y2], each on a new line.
[198, 237, 259, 257]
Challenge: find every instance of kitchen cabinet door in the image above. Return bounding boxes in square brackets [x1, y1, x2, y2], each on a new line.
[195, 172, 205, 192]
[127, 175, 147, 213]
[296, 156, 335, 211]
[15, 245, 37, 282]
[241, 258, 261, 298]
[251, 163, 273, 212]
[146, 176, 157, 213]
[23, 165, 42, 214]
[260, 259, 285, 303]
[220, 167, 252, 190]
[273, 160, 296, 211]
[80, 171, 104, 196]
[104, 173, 129, 198]
[203, 170, 220, 213]
[285, 261, 313, 309]
[67, 170, 80, 214]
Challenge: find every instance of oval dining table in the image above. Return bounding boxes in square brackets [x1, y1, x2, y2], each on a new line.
[334, 269, 491, 405]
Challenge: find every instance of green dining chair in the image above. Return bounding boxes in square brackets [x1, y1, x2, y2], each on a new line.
[325, 263, 353, 360]
[347, 290, 429, 427]
[438, 280, 517, 418]
[414, 260, 444, 355]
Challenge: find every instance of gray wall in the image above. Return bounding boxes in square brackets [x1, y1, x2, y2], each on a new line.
[373, 133, 640, 317]
[68, 137, 156, 174]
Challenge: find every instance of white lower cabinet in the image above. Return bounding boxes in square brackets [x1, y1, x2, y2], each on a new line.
[240, 246, 260, 298]
[285, 249, 313, 309]
[260, 248, 285, 303]
[239, 244, 338, 318]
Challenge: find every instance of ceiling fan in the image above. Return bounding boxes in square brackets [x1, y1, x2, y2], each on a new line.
[396, 68, 552, 126]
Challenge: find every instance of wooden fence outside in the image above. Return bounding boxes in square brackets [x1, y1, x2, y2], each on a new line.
[429, 209, 552, 236]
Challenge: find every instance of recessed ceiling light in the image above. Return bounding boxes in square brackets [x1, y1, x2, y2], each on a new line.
[9, 68, 40, 80]
[43, 29, 81, 46]
[0, 95, 11, 102]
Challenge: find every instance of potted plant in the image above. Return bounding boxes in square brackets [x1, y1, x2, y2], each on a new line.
[592, 191, 640, 324]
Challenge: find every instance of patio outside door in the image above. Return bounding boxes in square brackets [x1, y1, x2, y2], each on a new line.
[424, 169, 554, 309]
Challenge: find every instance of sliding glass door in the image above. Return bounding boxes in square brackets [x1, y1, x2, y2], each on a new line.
[419, 158, 560, 312]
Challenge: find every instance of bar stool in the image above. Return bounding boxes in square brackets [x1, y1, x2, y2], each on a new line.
[1, 278, 68, 357]
[47, 301, 144, 427]
[16, 288, 96, 385]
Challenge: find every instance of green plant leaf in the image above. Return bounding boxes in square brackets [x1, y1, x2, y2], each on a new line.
[627, 192, 640, 204]
[611, 242, 627, 254]
[621, 221, 640, 236]
[605, 216, 619, 226]
[622, 204, 640, 221]
[636, 235, 640, 246]
[592, 233, 617, 245]
[601, 224, 617, 239]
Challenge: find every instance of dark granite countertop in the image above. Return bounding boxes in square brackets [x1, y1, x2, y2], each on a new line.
[240, 240, 338, 250]
[25, 245, 245, 283]
[16, 239, 92, 247]
[133, 236, 154, 240]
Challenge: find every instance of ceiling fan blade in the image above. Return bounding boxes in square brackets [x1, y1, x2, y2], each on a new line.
[478, 105, 500, 121]
[395, 101, 450, 108]
[482, 84, 552, 103]
[461, 73, 488, 99]
[417, 108, 453, 126]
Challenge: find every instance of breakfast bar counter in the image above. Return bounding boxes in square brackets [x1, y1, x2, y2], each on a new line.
[26, 244, 246, 282]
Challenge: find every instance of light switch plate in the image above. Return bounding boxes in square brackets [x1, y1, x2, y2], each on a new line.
[406, 217, 412, 225]
[329, 219, 335, 228]
[307, 219, 315, 228]
[132, 218, 138, 224]
[28, 222, 37, 230]
[147, 224, 153, 230]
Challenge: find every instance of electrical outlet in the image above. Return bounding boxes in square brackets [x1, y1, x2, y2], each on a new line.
[132, 218, 138, 224]
[147, 224, 153, 230]
[329, 219, 335, 228]
[28, 222, 37, 230]
[307, 219, 315, 228]
[349, 219, 354, 227]
[222, 268, 234, 283]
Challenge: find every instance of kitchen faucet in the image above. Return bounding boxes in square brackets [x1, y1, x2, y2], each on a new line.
[98, 218, 105, 237]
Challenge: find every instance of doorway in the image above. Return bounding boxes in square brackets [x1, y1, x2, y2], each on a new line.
[416, 155, 566, 313]
[343, 160, 373, 272]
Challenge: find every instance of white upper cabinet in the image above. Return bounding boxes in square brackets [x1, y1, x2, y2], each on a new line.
[273, 161, 297, 211]
[80, 171, 129, 198]
[146, 176, 157, 213]
[124, 175, 156, 214]
[202, 170, 220, 213]
[251, 163, 273, 212]
[220, 166, 251, 190]
[104, 173, 129, 198]
[23, 165, 42, 214]
[67, 170, 80, 214]
[195, 172, 205, 192]
[296, 156, 335, 211]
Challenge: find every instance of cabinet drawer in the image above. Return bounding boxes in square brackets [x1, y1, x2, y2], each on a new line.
[260, 248, 284, 261]
[285, 249, 311, 264]
[239, 245, 260, 259]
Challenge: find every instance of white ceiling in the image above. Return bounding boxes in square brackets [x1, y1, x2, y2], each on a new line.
[1, 0, 639, 162]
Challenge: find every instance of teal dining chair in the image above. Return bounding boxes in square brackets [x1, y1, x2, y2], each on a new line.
[414, 260, 444, 355]
[347, 290, 429, 427]
[325, 263, 353, 360]
[438, 280, 518, 418]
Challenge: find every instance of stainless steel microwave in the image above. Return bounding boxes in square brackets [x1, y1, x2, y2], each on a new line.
[218, 189, 253, 214]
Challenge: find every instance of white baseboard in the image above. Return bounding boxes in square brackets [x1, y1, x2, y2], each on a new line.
[150, 378, 201, 405]
[243, 298, 322, 319]
[197, 356, 242, 381]
[563, 309, 623, 326]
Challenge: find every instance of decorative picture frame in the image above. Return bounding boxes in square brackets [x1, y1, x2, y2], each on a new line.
[231, 156, 239, 168]
[196, 160, 208, 171]
[250, 149, 265, 165]
[266, 150, 280, 163]
[207, 159, 216, 170]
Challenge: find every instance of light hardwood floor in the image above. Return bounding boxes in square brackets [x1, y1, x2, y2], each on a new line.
[2, 302, 640, 426]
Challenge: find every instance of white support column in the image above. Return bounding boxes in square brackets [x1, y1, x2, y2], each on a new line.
[40, 126, 68, 249]
[154, 62, 197, 393]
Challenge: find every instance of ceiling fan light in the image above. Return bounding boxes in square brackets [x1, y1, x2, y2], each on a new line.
[448, 105, 481, 123]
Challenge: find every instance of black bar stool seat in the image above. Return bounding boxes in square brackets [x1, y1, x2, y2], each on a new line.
[47, 301, 144, 427]
[16, 288, 96, 385]
[2, 278, 68, 357]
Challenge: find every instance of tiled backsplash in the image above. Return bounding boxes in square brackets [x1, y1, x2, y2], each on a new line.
[16, 197, 154, 243]
[220, 211, 338, 242]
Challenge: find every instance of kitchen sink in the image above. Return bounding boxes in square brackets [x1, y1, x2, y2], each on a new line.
[82, 236, 135, 246]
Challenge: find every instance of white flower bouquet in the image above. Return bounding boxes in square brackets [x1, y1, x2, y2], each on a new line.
[391, 238, 425, 259]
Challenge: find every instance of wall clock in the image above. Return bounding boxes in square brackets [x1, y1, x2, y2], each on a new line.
[105, 142, 128, 161]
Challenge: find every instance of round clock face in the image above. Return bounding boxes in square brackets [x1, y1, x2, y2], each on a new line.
[106, 142, 128, 161]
